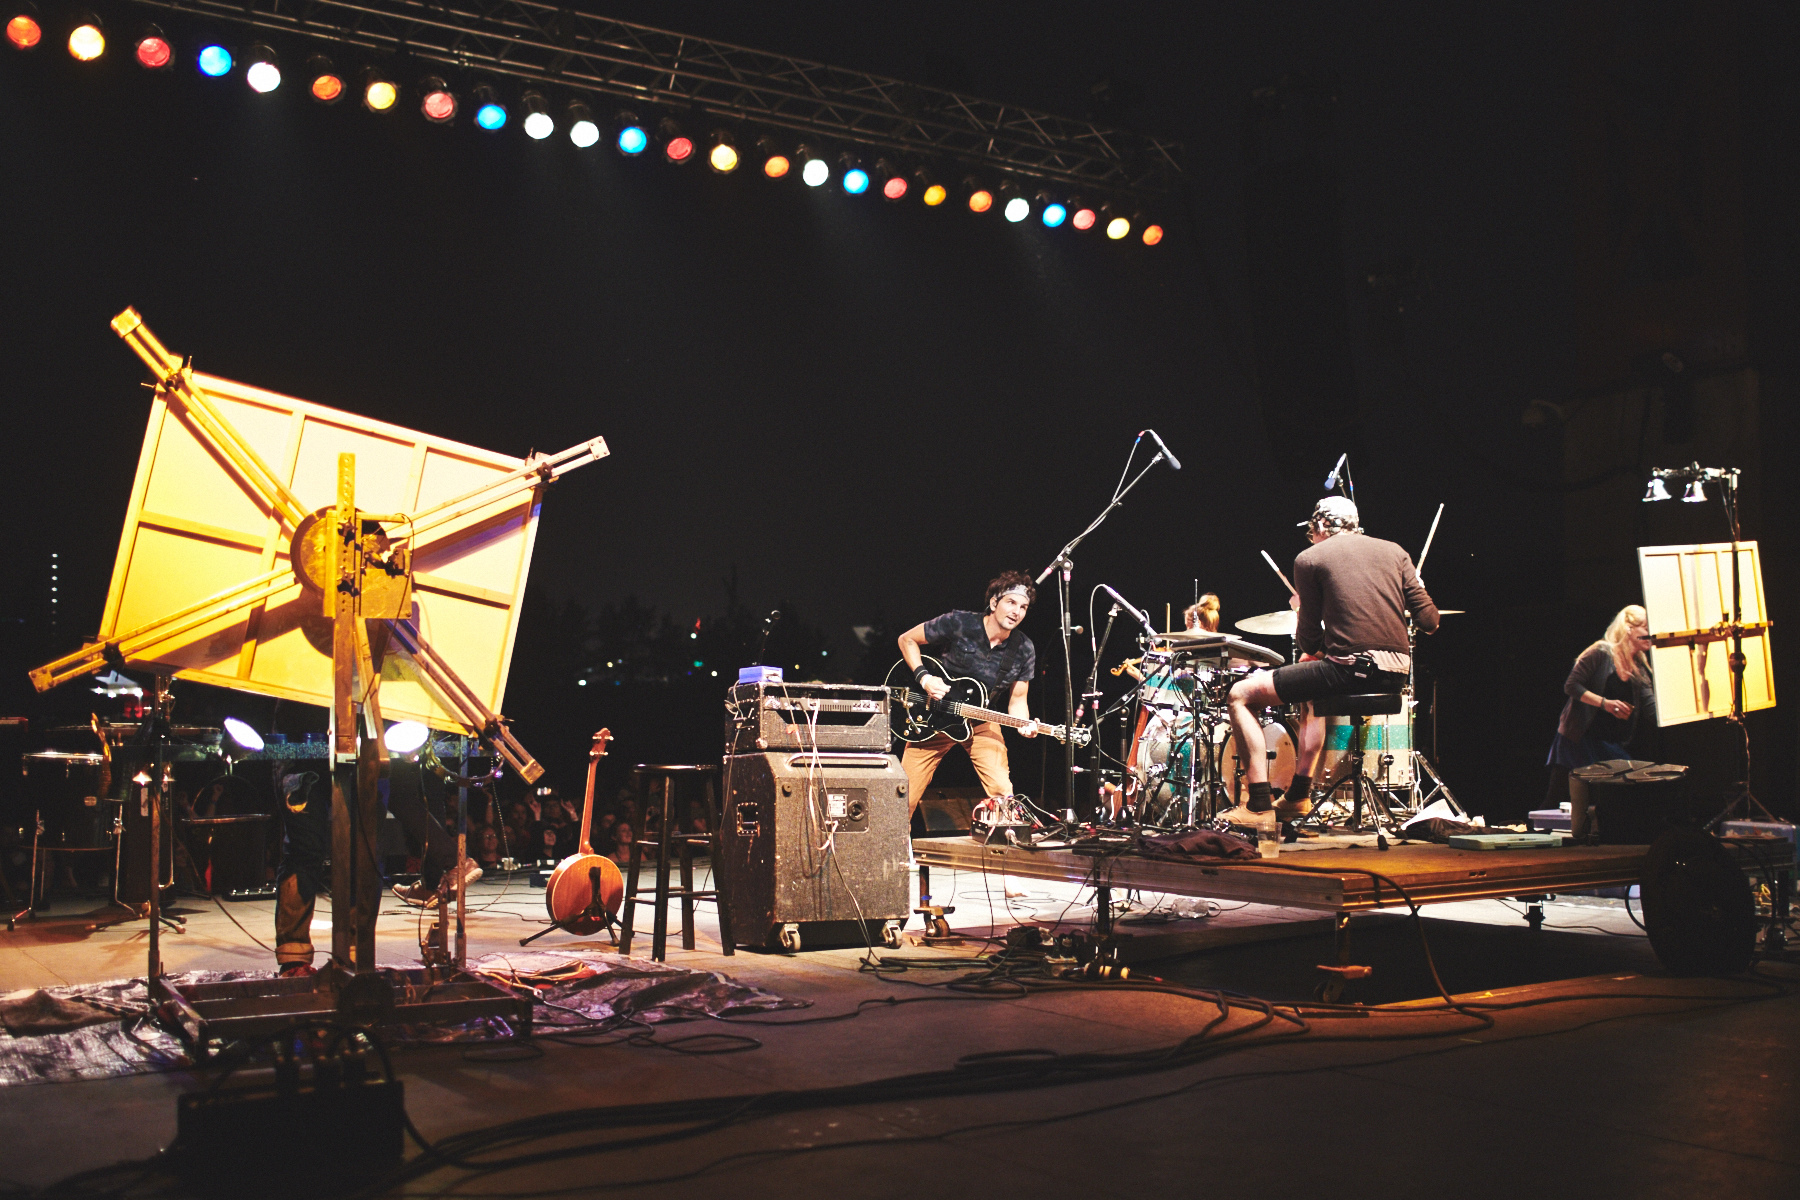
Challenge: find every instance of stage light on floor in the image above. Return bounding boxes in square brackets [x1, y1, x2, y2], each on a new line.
[1071, 204, 1097, 231]
[133, 24, 170, 69]
[798, 144, 829, 186]
[964, 177, 993, 213]
[307, 55, 343, 103]
[1038, 193, 1067, 227]
[420, 76, 457, 123]
[472, 85, 506, 129]
[708, 129, 739, 172]
[877, 159, 907, 200]
[5, 4, 41, 50]
[614, 111, 647, 155]
[245, 44, 280, 94]
[522, 90, 553, 139]
[67, 14, 104, 61]
[383, 721, 430, 754]
[568, 102, 599, 147]
[197, 43, 232, 77]
[755, 136, 790, 178]
[363, 68, 398, 111]
[659, 117, 692, 162]
[1642, 477, 1672, 503]
[1142, 223, 1164, 245]
[222, 717, 264, 753]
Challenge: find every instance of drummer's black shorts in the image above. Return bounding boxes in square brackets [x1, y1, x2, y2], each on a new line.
[1270, 656, 1407, 704]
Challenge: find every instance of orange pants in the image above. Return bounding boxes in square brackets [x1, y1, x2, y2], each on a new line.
[901, 721, 1013, 814]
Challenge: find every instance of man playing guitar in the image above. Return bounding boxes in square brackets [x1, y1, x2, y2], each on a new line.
[896, 572, 1041, 816]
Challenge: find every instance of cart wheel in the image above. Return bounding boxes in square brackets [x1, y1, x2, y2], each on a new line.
[882, 921, 903, 949]
[1314, 978, 1344, 1004]
[778, 924, 802, 952]
[930, 916, 951, 938]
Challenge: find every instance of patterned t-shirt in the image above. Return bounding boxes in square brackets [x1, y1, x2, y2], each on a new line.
[920, 610, 1036, 698]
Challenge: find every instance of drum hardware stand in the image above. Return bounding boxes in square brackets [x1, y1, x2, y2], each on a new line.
[1035, 434, 1176, 813]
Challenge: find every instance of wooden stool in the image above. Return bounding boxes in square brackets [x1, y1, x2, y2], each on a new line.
[1313, 692, 1405, 831]
[618, 764, 734, 960]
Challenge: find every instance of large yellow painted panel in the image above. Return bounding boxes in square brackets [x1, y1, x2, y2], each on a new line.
[1638, 541, 1775, 727]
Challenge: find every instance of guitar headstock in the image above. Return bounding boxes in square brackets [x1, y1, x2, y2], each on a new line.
[589, 729, 613, 760]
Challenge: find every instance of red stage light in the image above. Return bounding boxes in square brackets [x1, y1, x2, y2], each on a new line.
[883, 175, 908, 200]
[7, 13, 42, 50]
[419, 77, 456, 123]
[1142, 224, 1164, 246]
[666, 136, 694, 162]
[135, 35, 170, 69]
[1071, 207, 1097, 231]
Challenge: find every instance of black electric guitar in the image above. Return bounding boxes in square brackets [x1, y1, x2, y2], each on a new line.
[886, 656, 1091, 747]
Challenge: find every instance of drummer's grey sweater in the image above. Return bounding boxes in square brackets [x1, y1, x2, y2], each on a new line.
[1293, 533, 1438, 660]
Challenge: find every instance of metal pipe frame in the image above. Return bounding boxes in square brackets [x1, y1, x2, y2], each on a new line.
[124, 0, 1180, 198]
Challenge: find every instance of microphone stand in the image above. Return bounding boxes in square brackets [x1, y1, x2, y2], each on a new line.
[1088, 604, 1123, 819]
[1036, 450, 1168, 812]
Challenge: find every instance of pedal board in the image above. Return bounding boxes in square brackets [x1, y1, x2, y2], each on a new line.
[1446, 832, 1566, 851]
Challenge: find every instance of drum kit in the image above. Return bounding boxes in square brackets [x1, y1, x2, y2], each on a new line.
[1108, 611, 1464, 832]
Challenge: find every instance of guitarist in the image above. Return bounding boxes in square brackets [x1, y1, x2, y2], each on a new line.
[896, 571, 1040, 816]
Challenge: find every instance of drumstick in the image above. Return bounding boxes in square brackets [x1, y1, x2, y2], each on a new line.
[1260, 550, 1297, 596]
[1417, 503, 1445, 576]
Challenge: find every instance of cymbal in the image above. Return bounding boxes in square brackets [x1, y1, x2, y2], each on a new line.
[1147, 630, 1228, 646]
[1235, 610, 1297, 636]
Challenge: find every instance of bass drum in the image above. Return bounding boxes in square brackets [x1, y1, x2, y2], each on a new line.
[1131, 708, 1199, 826]
[23, 752, 114, 848]
[1209, 715, 1297, 807]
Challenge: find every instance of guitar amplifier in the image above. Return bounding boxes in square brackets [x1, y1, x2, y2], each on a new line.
[724, 682, 892, 754]
[718, 751, 911, 949]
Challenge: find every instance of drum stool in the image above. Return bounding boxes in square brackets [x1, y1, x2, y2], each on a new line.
[1313, 692, 1405, 831]
[618, 765, 735, 961]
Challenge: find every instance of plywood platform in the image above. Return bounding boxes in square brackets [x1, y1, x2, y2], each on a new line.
[913, 836, 1647, 912]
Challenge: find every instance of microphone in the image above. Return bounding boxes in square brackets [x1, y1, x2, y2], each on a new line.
[1100, 585, 1157, 638]
[1323, 452, 1347, 493]
[1143, 429, 1182, 471]
[754, 610, 780, 663]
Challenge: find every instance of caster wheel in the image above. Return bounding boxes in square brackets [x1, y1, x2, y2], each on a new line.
[778, 924, 802, 952]
[930, 917, 951, 938]
[882, 922, 903, 949]
[1314, 978, 1344, 1003]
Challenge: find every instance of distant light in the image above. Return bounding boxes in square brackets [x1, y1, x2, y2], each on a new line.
[709, 141, 738, 172]
[968, 189, 993, 214]
[6, 15, 41, 50]
[843, 168, 869, 194]
[617, 123, 647, 155]
[923, 183, 947, 206]
[67, 22, 103, 62]
[222, 717, 264, 753]
[1106, 215, 1130, 240]
[246, 61, 280, 94]
[198, 44, 232, 77]
[1071, 207, 1097, 231]
[764, 154, 790, 178]
[1042, 203, 1067, 228]
[420, 77, 456, 123]
[578, 678, 587, 686]
[135, 31, 171, 70]
[383, 721, 430, 754]
[1004, 196, 1029, 222]
[1142, 224, 1164, 246]
[364, 78, 398, 112]
[307, 56, 342, 103]
[801, 157, 829, 187]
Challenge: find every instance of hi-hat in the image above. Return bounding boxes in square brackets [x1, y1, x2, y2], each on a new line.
[1235, 610, 1297, 636]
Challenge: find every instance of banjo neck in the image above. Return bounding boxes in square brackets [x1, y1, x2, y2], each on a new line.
[576, 729, 612, 857]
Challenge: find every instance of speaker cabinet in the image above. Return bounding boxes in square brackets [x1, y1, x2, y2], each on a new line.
[720, 752, 911, 949]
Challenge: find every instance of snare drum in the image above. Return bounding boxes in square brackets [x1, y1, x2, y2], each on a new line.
[1209, 715, 1298, 806]
[23, 752, 115, 848]
[1319, 711, 1414, 789]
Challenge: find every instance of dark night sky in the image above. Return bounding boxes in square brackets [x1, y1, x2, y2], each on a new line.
[8, 1, 1786, 810]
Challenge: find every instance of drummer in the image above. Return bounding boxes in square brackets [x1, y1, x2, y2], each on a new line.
[1121, 593, 1222, 683]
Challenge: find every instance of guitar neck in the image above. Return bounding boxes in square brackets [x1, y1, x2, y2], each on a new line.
[901, 688, 1057, 736]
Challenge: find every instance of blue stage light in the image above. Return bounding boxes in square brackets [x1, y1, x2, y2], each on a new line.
[476, 103, 506, 130]
[617, 123, 647, 155]
[842, 168, 869, 194]
[198, 44, 232, 77]
[1042, 202, 1067, 228]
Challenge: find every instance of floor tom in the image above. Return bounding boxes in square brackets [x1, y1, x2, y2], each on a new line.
[23, 752, 114, 848]
[1209, 715, 1298, 806]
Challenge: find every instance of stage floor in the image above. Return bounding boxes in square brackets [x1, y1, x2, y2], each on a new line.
[0, 861, 1795, 1198]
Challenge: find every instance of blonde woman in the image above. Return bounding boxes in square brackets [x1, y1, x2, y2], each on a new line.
[1546, 604, 1656, 807]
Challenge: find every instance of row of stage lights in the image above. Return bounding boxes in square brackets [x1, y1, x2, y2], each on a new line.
[6, 5, 1166, 245]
